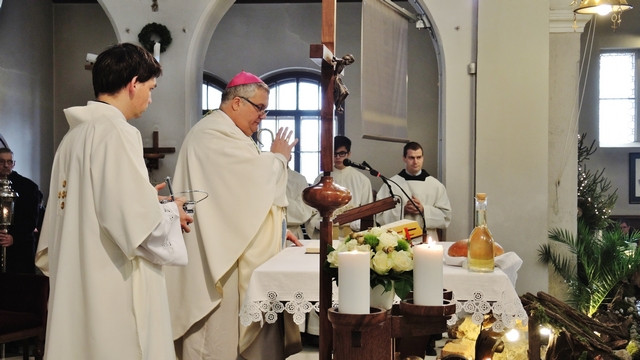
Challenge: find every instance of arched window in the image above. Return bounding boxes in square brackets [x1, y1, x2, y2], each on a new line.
[202, 72, 225, 115]
[258, 71, 344, 183]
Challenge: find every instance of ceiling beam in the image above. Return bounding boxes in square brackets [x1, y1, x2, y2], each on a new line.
[52, 0, 361, 3]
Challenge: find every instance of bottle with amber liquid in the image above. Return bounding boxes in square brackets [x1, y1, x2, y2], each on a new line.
[467, 193, 495, 272]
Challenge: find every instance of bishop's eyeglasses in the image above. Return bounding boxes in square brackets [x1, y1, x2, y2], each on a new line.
[0, 160, 15, 166]
[239, 96, 269, 116]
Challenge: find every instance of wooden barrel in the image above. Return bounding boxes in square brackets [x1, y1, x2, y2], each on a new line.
[328, 307, 392, 360]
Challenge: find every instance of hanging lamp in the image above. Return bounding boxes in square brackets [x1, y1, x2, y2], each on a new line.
[574, 0, 633, 30]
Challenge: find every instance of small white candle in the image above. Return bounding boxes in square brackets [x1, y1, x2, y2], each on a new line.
[413, 241, 443, 306]
[338, 250, 370, 314]
[153, 42, 161, 62]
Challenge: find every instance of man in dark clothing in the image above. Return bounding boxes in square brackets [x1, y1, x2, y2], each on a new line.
[0, 147, 41, 273]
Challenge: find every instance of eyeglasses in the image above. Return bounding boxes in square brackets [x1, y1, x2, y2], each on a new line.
[239, 96, 269, 116]
[0, 160, 14, 166]
[334, 151, 348, 158]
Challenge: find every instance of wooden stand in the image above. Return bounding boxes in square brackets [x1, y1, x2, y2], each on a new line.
[328, 307, 392, 360]
[392, 296, 455, 359]
[327, 291, 456, 360]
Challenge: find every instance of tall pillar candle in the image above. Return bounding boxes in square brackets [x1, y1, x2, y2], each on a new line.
[338, 250, 370, 314]
[413, 242, 443, 306]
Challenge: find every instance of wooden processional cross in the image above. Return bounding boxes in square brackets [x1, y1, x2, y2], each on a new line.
[303, 2, 349, 359]
[303, 1, 396, 358]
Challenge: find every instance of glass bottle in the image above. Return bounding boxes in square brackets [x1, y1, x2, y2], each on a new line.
[467, 193, 495, 272]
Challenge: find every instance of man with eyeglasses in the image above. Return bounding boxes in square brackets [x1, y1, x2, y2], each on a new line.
[0, 147, 41, 274]
[166, 71, 298, 360]
[305, 135, 374, 239]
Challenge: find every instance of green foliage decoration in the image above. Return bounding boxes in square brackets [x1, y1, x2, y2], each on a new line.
[539, 133, 640, 316]
[540, 219, 640, 315]
[577, 134, 617, 231]
[137, 23, 172, 54]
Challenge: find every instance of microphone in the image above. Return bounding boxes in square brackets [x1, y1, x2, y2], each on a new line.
[362, 161, 381, 177]
[345, 159, 427, 238]
[342, 158, 370, 171]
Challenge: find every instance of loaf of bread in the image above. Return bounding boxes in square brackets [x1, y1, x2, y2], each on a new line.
[447, 239, 504, 257]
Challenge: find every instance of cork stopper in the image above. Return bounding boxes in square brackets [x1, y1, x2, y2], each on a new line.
[476, 193, 487, 201]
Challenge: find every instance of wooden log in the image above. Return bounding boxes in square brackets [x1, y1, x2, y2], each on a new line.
[536, 292, 626, 340]
[521, 292, 613, 354]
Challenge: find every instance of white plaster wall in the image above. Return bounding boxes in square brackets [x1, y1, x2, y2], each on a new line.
[548, 31, 581, 300]
[0, 0, 53, 193]
[421, 0, 476, 242]
[474, 0, 550, 294]
[53, 4, 116, 165]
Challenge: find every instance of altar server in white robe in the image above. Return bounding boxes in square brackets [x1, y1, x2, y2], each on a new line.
[165, 71, 298, 360]
[306, 135, 374, 239]
[36, 43, 193, 360]
[376, 141, 452, 242]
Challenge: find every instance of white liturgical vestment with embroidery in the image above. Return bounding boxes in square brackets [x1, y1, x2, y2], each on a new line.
[164, 110, 289, 358]
[36, 101, 185, 360]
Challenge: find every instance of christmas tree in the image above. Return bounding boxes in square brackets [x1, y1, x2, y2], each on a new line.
[577, 133, 617, 231]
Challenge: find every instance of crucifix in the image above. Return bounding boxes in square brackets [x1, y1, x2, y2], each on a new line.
[304, 2, 400, 358]
[303, 1, 351, 359]
[143, 130, 175, 170]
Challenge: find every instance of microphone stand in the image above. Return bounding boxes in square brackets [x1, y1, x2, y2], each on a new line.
[361, 161, 427, 243]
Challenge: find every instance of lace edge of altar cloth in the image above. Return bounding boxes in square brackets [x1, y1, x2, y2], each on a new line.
[239, 289, 528, 332]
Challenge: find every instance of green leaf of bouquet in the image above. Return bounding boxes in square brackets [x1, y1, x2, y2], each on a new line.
[395, 239, 410, 252]
[394, 279, 412, 300]
[364, 234, 379, 249]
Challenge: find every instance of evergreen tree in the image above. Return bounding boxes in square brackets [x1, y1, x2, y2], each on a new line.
[577, 133, 617, 231]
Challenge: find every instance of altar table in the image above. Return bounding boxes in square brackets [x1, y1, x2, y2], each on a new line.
[240, 240, 528, 332]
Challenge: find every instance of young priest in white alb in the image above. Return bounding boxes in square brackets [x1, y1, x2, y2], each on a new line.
[36, 43, 192, 360]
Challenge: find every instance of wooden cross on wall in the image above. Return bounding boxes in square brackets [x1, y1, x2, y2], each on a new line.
[143, 130, 175, 170]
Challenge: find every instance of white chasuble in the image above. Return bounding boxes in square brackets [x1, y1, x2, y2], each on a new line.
[165, 110, 288, 356]
[36, 102, 176, 360]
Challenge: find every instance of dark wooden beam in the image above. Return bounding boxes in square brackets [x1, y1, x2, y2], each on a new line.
[236, 0, 360, 2]
[52, 0, 97, 3]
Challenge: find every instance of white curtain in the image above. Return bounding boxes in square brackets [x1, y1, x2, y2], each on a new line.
[361, 0, 409, 143]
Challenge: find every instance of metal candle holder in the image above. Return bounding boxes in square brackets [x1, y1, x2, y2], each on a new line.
[0, 179, 18, 273]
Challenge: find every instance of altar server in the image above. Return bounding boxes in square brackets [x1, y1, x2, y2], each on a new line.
[376, 141, 451, 241]
[36, 43, 192, 360]
[305, 135, 374, 238]
[165, 71, 297, 360]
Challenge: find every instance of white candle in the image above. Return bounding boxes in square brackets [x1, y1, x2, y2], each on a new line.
[153, 42, 161, 62]
[413, 241, 443, 306]
[338, 250, 370, 314]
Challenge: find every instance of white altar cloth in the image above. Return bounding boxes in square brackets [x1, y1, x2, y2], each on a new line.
[240, 240, 528, 331]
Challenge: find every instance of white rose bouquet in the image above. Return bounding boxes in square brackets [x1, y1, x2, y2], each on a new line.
[325, 227, 414, 300]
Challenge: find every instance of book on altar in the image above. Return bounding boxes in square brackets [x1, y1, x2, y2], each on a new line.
[380, 219, 423, 240]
